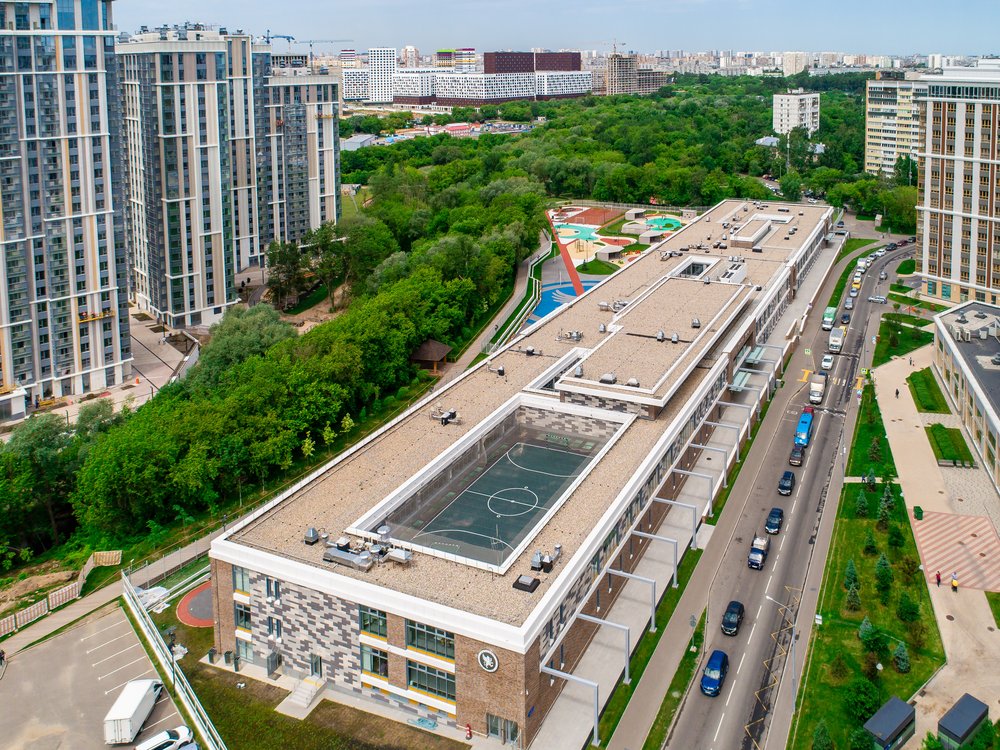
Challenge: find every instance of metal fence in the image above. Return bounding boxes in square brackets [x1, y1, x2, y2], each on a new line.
[0, 550, 122, 638]
[122, 570, 227, 750]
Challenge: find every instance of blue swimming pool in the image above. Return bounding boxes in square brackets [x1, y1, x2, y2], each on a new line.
[554, 223, 600, 242]
[646, 216, 683, 231]
[527, 280, 601, 323]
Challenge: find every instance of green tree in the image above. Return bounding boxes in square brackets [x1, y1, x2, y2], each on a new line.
[321, 422, 337, 446]
[305, 221, 346, 309]
[858, 616, 874, 641]
[340, 413, 355, 434]
[894, 155, 919, 187]
[850, 727, 875, 750]
[845, 558, 859, 590]
[336, 215, 401, 293]
[877, 499, 892, 530]
[845, 676, 881, 722]
[301, 433, 315, 460]
[266, 240, 307, 309]
[847, 583, 862, 611]
[888, 524, 905, 548]
[875, 553, 893, 596]
[780, 170, 803, 202]
[868, 436, 882, 464]
[896, 592, 919, 623]
[893, 642, 911, 673]
[812, 720, 834, 750]
[189, 305, 295, 390]
[855, 490, 870, 517]
[864, 529, 879, 555]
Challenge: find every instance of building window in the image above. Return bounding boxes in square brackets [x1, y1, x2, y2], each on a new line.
[359, 605, 387, 638]
[234, 603, 251, 631]
[360, 645, 389, 677]
[941, 283, 951, 299]
[267, 616, 282, 639]
[927, 281, 937, 296]
[405, 621, 454, 660]
[232, 566, 250, 593]
[236, 639, 254, 664]
[266, 577, 280, 600]
[406, 660, 455, 702]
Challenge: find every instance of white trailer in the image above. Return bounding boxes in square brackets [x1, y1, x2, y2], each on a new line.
[809, 373, 827, 404]
[104, 679, 162, 744]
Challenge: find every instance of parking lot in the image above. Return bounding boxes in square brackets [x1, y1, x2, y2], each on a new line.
[0, 602, 182, 749]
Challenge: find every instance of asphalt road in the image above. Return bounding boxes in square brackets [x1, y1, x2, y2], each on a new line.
[1, 603, 181, 750]
[666, 240, 915, 750]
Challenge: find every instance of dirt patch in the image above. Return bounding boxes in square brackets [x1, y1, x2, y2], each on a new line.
[132, 312, 153, 322]
[0, 570, 76, 614]
[280, 283, 349, 334]
[311, 700, 468, 750]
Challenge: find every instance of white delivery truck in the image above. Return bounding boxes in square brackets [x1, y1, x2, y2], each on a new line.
[808, 372, 827, 404]
[828, 327, 845, 354]
[104, 678, 162, 744]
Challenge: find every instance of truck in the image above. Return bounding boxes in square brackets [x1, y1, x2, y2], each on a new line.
[104, 679, 162, 744]
[821, 306, 837, 331]
[808, 372, 827, 404]
[828, 326, 845, 354]
[748, 534, 770, 569]
[794, 411, 814, 447]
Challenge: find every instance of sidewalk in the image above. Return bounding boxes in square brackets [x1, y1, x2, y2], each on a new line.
[871, 345, 1000, 745]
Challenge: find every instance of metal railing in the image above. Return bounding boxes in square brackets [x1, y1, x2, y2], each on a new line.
[122, 570, 227, 750]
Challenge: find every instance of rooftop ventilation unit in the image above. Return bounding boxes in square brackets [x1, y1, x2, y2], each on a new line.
[957, 314, 969, 324]
[598, 323, 607, 334]
[322, 546, 374, 571]
[513, 575, 540, 593]
[656, 330, 666, 342]
[304, 527, 320, 545]
[377, 525, 391, 543]
[671, 332, 679, 344]
[599, 373, 617, 384]
[975, 311, 988, 319]
[387, 548, 412, 565]
[626, 377, 640, 387]
[525, 346, 537, 356]
[691, 318, 701, 328]
[598, 301, 611, 311]
[574, 365, 584, 378]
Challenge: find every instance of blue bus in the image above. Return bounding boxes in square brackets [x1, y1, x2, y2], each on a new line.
[794, 412, 813, 447]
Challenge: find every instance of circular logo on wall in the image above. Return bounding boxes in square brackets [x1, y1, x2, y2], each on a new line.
[477, 649, 499, 673]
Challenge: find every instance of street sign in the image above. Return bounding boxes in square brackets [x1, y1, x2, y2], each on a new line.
[805, 348, 811, 356]
[871, 335, 876, 344]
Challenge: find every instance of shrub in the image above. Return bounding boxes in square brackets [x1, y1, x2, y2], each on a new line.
[907, 619, 928, 649]
[845, 558, 859, 590]
[922, 731, 945, 750]
[869, 436, 882, 463]
[875, 553, 893, 592]
[812, 720, 834, 750]
[858, 616, 874, 641]
[845, 676, 881, 722]
[862, 651, 881, 680]
[830, 652, 850, 681]
[877, 500, 892, 530]
[899, 556, 921, 585]
[888, 525, 905, 548]
[850, 726, 875, 750]
[894, 642, 911, 673]
[897, 592, 920, 623]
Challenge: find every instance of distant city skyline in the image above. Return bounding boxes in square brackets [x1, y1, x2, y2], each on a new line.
[115, 0, 999, 56]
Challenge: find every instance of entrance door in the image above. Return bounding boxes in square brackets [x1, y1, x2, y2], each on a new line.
[310, 654, 323, 678]
[266, 650, 283, 677]
[486, 714, 503, 739]
[486, 714, 520, 747]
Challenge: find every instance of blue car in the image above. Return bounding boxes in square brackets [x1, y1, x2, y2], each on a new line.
[700, 649, 729, 696]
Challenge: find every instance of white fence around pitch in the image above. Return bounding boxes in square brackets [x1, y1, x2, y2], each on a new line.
[122, 570, 227, 750]
[0, 550, 122, 639]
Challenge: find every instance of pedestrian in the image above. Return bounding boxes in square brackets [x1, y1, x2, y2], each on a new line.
[0, 648, 6, 666]
[935, 571, 941, 587]
[952, 572, 959, 593]
[895, 388, 899, 399]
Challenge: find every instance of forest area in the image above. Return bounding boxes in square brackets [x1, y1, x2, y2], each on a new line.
[0, 71, 916, 573]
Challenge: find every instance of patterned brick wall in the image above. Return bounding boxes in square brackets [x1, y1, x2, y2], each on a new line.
[211, 558, 235, 655]
[561, 391, 642, 415]
[516, 405, 619, 440]
[248, 572, 361, 686]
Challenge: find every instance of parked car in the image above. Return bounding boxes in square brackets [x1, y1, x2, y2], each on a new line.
[700, 650, 730, 696]
[778, 470, 795, 496]
[868, 295, 888, 304]
[849, 287, 859, 297]
[841, 313, 851, 324]
[721, 601, 745, 636]
[879, 271, 888, 280]
[821, 354, 835, 370]
[887, 242, 898, 250]
[135, 726, 194, 750]
[836, 220, 845, 228]
[765, 507, 785, 535]
[908, 235, 916, 243]
[845, 297, 854, 310]
[789, 444, 805, 466]
[875, 248, 887, 257]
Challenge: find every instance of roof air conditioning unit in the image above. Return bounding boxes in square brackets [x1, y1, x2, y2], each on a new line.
[656, 330, 665, 342]
[691, 318, 701, 328]
[626, 377, 640, 387]
[304, 527, 320, 545]
[671, 332, 679, 344]
[598, 323, 607, 333]
[599, 372, 617, 384]
[574, 365, 584, 377]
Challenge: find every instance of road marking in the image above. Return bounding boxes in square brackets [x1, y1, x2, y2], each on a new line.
[748, 622, 757, 644]
[766, 574, 773, 592]
[737, 652, 747, 674]
[779, 536, 785, 550]
[98, 656, 147, 680]
[714, 714, 725, 742]
[773, 553, 779, 565]
[798, 369, 811, 382]
[80, 618, 127, 641]
[725, 681, 736, 706]
[92, 642, 141, 666]
[105, 668, 154, 695]
[86, 631, 133, 653]
[756, 604, 762, 619]
[140, 711, 179, 732]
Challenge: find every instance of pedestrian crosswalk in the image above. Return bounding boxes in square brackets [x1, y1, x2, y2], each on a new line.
[912, 511, 1000, 591]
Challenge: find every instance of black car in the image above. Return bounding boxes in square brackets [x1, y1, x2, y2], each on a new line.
[778, 470, 795, 496]
[887, 242, 898, 250]
[788, 444, 805, 466]
[836, 220, 845, 228]
[908, 236, 916, 243]
[765, 507, 784, 535]
[841, 313, 851, 324]
[721, 600, 745, 636]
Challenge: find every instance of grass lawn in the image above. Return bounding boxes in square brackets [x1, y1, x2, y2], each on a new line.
[150, 597, 467, 750]
[925, 423, 975, 464]
[896, 258, 916, 275]
[829, 245, 880, 309]
[890, 283, 912, 295]
[986, 592, 1000, 628]
[888, 293, 949, 313]
[597, 548, 704, 744]
[284, 284, 332, 315]
[847, 383, 896, 477]
[641, 612, 705, 750]
[906, 368, 949, 414]
[882, 313, 929, 328]
[596, 216, 633, 237]
[836, 238, 877, 263]
[577, 258, 619, 275]
[871, 319, 934, 368]
[790, 484, 945, 750]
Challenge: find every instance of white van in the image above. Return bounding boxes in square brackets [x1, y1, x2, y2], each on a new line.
[103, 679, 162, 744]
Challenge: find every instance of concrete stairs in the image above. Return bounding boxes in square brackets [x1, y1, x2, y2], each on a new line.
[288, 675, 325, 708]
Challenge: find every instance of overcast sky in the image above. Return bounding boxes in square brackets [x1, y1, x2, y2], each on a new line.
[114, 0, 999, 56]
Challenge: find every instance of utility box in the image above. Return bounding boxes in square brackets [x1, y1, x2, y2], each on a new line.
[938, 693, 989, 749]
[863, 696, 916, 750]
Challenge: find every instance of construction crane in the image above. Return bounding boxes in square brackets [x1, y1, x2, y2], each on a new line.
[264, 30, 295, 46]
[293, 38, 353, 69]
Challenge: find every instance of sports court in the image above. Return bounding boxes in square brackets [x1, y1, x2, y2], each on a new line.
[384, 420, 613, 568]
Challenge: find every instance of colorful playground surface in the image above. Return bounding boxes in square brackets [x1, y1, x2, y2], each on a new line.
[548, 205, 687, 267]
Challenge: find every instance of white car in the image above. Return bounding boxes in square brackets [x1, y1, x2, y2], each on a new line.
[875, 248, 886, 257]
[134, 726, 194, 750]
[821, 354, 835, 370]
[849, 287, 859, 297]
